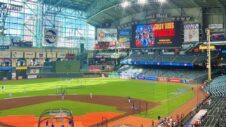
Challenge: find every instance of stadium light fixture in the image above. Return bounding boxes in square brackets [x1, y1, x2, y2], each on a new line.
[138, 0, 147, 5]
[159, 0, 166, 3]
[121, 0, 130, 8]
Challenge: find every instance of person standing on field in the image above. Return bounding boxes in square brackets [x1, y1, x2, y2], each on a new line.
[128, 96, 131, 103]
[90, 92, 93, 99]
[2, 85, 5, 92]
[45, 120, 49, 127]
[61, 92, 64, 100]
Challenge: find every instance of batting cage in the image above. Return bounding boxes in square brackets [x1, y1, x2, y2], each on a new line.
[38, 109, 74, 127]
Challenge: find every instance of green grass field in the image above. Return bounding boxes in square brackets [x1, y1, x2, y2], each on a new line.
[0, 101, 119, 117]
[0, 78, 195, 119]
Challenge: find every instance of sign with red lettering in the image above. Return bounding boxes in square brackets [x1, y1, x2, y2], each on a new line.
[133, 22, 182, 48]
[169, 78, 181, 83]
[158, 77, 168, 82]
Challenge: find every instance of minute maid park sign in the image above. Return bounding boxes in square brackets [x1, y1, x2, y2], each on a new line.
[44, 28, 58, 46]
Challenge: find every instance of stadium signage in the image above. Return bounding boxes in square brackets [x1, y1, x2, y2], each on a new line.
[210, 33, 226, 41]
[157, 77, 168, 82]
[184, 24, 199, 42]
[27, 75, 38, 79]
[57, 52, 66, 58]
[0, 45, 9, 49]
[97, 28, 117, 42]
[0, 67, 13, 71]
[44, 28, 58, 46]
[16, 66, 27, 70]
[47, 52, 56, 58]
[12, 72, 16, 80]
[0, 2, 22, 12]
[222, 50, 226, 54]
[133, 22, 182, 48]
[24, 52, 35, 58]
[36, 52, 46, 58]
[119, 29, 131, 48]
[120, 61, 193, 67]
[208, 24, 223, 29]
[30, 69, 39, 74]
[11, 51, 23, 58]
[0, 51, 10, 58]
[18, 76, 23, 80]
[152, 22, 175, 37]
[169, 78, 181, 83]
[11, 59, 17, 67]
[199, 45, 216, 50]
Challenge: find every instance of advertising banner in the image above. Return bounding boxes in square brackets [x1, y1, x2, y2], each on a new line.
[12, 59, 17, 67]
[47, 52, 56, 58]
[210, 33, 226, 41]
[145, 76, 157, 81]
[18, 76, 23, 80]
[24, 52, 35, 58]
[208, 24, 223, 29]
[97, 28, 117, 42]
[0, 51, 10, 58]
[158, 77, 168, 82]
[11, 51, 23, 58]
[26, 59, 33, 66]
[30, 69, 40, 74]
[182, 79, 192, 84]
[137, 76, 145, 80]
[184, 24, 199, 42]
[169, 78, 181, 83]
[12, 72, 16, 80]
[36, 52, 46, 59]
[0, 67, 13, 71]
[133, 22, 182, 48]
[16, 66, 27, 70]
[119, 29, 131, 48]
[57, 52, 66, 58]
[27, 75, 38, 79]
[89, 65, 101, 72]
[43, 28, 58, 46]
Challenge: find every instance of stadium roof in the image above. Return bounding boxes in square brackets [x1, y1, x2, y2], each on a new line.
[86, 0, 226, 26]
[42, 0, 95, 11]
[42, 0, 226, 26]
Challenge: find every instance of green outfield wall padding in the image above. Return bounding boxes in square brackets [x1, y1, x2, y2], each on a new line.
[55, 61, 80, 73]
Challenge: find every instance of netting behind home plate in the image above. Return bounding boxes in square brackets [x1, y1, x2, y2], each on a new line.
[38, 109, 74, 127]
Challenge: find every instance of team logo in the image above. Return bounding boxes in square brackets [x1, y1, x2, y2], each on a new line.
[44, 29, 57, 45]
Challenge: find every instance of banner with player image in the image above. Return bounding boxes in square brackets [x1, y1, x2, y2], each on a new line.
[132, 22, 182, 48]
[184, 24, 199, 43]
[133, 24, 155, 48]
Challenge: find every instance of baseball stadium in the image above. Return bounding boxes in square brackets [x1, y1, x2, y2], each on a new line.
[0, 0, 226, 127]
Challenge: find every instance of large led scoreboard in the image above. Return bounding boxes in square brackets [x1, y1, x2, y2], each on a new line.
[132, 22, 182, 48]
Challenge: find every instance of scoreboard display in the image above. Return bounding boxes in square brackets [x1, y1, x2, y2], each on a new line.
[132, 22, 182, 48]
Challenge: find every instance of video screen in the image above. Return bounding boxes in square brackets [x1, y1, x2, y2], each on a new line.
[132, 22, 182, 48]
[134, 25, 155, 48]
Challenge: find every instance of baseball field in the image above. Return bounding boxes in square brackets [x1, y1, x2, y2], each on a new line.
[0, 78, 207, 127]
